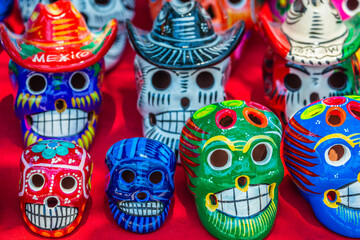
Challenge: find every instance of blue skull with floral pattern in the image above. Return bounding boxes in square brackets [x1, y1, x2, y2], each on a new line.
[105, 137, 176, 233]
[282, 95, 360, 238]
[9, 60, 104, 150]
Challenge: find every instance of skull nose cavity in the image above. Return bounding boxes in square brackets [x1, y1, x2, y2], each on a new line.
[149, 113, 156, 126]
[45, 197, 59, 208]
[136, 191, 148, 201]
[327, 190, 337, 202]
[310, 92, 320, 103]
[181, 97, 190, 110]
[236, 176, 248, 189]
[55, 99, 67, 113]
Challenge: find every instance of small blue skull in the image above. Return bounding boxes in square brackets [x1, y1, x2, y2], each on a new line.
[105, 137, 176, 233]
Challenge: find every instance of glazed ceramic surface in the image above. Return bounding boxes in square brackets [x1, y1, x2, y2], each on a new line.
[260, 0, 360, 123]
[19, 140, 93, 237]
[0, 0, 13, 21]
[267, 0, 359, 22]
[128, 1, 244, 159]
[282, 96, 360, 237]
[105, 138, 176, 233]
[2, 0, 113, 149]
[9, 60, 104, 150]
[180, 100, 284, 240]
[263, 48, 359, 124]
[18, 0, 129, 71]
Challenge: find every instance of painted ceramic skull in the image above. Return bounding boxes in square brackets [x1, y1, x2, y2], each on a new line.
[282, 95, 360, 237]
[263, 49, 359, 124]
[18, 0, 135, 71]
[9, 60, 104, 150]
[19, 140, 93, 238]
[105, 137, 176, 233]
[135, 56, 230, 158]
[180, 100, 284, 239]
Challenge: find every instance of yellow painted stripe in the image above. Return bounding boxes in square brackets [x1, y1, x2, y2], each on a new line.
[77, 138, 84, 148]
[88, 125, 95, 136]
[53, 30, 77, 36]
[71, 98, 76, 108]
[27, 26, 42, 33]
[82, 134, 89, 150]
[22, 94, 30, 108]
[53, 23, 75, 30]
[35, 96, 42, 108]
[24, 130, 29, 142]
[85, 130, 92, 144]
[81, 97, 85, 107]
[51, 19, 73, 24]
[17, 93, 23, 107]
[85, 96, 91, 107]
[76, 98, 81, 108]
[28, 95, 36, 109]
[27, 133, 34, 147]
[53, 36, 77, 41]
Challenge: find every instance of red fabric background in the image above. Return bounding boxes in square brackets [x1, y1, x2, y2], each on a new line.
[0, 0, 352, 239]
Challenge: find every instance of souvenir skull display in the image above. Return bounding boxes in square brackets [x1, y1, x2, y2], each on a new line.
[282, 96, 360, 237]
[260, 0, 360, 124]
[19, 140, 93, 237]
[18, 0, 133, 71]
[1, 0, 117, 149]
[127, 1, 245, 159]
[263, 48, 359, 124]
[105, 137, 176, 233]
[180, 100, 284, 239]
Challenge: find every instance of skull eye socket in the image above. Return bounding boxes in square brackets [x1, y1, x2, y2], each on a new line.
[196, 71, 214, 89]
[346, 0, 359, 11]
[328, 72, 347, 90]
[69, 72, 90, 92]
[284, 73, 301, 92]
[152, 71, 171, 90]
[325, 144, 351, 166]
[208, 149, 232, 170]
[226, 0, 247, 9]
[251, 143, 272, 165]
[29, 173, 45, 191]
[121, 170, 135, 184]
[26, 74, 47, 95]
[60, 176, 77, 194]
[149, 171, 163, 185]
[94, 0, 110, 5]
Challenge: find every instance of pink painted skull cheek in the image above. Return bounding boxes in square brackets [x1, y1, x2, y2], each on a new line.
[19, 140, 93, 238]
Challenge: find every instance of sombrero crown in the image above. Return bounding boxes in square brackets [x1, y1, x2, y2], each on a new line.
[0, 0, 118, 72]
[260, 0, 360, 65]
[126, 0, 245, 69]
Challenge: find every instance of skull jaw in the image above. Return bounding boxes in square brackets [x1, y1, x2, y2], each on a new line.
[20, 202, 84, 238]
[108, 199, 171, 233]
[21, 114, 97, 150]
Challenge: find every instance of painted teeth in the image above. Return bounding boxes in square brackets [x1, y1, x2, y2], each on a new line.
[155, 111, 195, 134]
[29, 109, 90, 137]
[338, 181, 360, 208]
[215, 185, 271, 218]
[117, 201, 164, 217]
[25, 203, 78, 230]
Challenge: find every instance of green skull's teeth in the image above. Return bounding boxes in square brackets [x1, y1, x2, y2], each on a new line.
[30, 109, 88, 137]
[117, 201, 164, 216]
[215, 184, 270, 218]
[338, 181, 360, 208]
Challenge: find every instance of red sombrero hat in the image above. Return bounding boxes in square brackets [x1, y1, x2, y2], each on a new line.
[0, 0, 118, 72]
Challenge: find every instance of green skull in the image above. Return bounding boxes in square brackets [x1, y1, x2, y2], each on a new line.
[180, 100, 284, 239]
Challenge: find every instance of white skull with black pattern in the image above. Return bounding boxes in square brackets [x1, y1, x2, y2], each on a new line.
[135, 55, 230, 161]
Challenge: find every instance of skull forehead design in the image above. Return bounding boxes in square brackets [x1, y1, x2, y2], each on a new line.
[263, 49, 359, 124]
[20, 140, 93, 237]
[10, 60, 104, 150]
[18, 0, 134, 70]
[135, 56, 230, 157]
[283, 96, 360, 237]
[105, 138, 176, 233]
[180, 100, 284, 239]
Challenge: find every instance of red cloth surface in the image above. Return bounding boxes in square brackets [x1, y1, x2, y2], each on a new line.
[0, 1, 352, 239]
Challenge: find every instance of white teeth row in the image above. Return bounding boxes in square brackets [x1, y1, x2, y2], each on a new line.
[338, 181, 360, 208]
[118, 201, 163, 216]
[215, 185, 271, 218]
[155, 111, 195, 134]
[30, 109, 88, 137]
[25, 204, 78, 230]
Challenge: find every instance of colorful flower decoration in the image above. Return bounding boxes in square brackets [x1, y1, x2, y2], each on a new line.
[32, 140, 75, 159]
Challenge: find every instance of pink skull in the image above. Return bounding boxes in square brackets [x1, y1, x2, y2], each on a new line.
[19, 140, 93, 237]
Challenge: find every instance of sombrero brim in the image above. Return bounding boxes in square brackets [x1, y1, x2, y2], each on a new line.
[260, 10, 360, 65]
[126, 20, 245, 70]
[0, 19, 118, 73]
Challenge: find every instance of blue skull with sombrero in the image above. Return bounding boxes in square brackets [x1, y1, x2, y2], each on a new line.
[126, 0, 245, 161]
